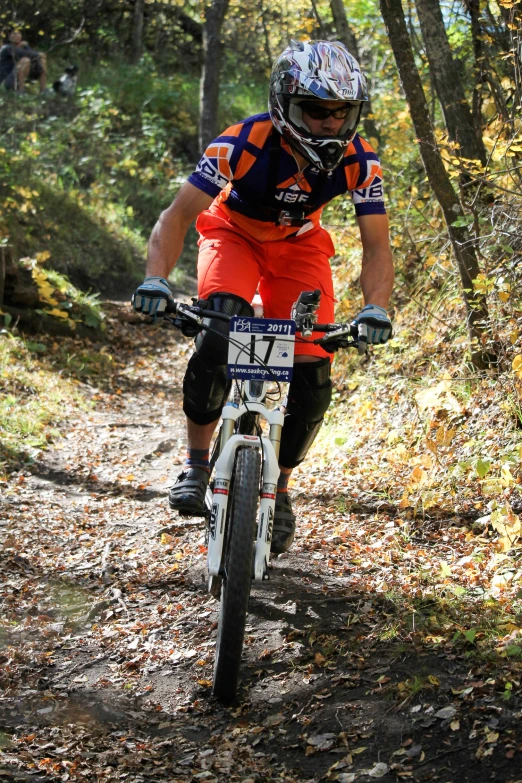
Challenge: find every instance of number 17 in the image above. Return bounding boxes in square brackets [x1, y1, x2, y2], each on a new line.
[249, 335, 276, 364]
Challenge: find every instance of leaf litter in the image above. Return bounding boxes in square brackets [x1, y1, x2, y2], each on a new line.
[0, 305, 521, 782]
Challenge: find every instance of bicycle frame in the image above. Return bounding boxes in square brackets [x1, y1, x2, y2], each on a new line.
[207, 384, 284, 583]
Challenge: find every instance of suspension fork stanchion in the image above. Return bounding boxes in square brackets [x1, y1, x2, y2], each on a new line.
[207, 404, 241, 578]
[269, 421, 283, 462]
[253, 410, 285, 581]
[219, 412, 235, 453]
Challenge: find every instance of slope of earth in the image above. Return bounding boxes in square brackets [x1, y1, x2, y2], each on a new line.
[1, 307, 521, 783]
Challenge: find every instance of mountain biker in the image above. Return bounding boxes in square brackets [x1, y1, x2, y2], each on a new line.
[133, 39, 394, 554]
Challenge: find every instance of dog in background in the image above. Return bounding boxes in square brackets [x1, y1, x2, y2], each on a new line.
[53, 65, 78, 96]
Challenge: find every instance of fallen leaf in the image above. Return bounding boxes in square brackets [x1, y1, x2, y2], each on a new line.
[306, 733, 337, 751]
[435, 705, 457, 720]
[368, 762, 390, 777]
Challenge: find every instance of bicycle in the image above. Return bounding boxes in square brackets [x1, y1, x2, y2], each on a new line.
[163, 290, 365, 703]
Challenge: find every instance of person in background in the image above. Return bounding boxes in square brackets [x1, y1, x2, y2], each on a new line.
[133, 39, 394, 554]
[0, 29, 47, 93]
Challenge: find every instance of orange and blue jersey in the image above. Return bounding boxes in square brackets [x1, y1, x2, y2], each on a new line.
[188, 112, 386, 243]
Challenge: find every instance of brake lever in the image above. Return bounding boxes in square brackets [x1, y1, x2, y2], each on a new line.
[313, 322, 367, 355]
[356, 322, 368, 356]
[175, 303, 204, 326]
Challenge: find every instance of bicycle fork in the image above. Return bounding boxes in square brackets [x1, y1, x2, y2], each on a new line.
[207, 402, 284, 583]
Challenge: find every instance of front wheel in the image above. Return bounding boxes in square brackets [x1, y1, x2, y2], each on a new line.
[212, 447, 260, 704]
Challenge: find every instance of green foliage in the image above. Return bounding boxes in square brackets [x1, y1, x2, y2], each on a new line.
[0, 333, 84, 474]
[0, 58, 203, 290]
[476, 459, 492, 479]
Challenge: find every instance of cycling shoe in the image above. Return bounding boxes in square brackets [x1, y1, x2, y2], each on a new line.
[271, 492, 296, 554]
[168, 467, 210, 516]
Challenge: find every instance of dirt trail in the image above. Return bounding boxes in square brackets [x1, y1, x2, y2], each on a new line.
[1, 309, 521, 782]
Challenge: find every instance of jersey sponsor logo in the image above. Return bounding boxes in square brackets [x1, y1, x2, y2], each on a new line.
[274, 190, 310, 204]
[352, 172, 384, 203]
[195, 142, 234, 189]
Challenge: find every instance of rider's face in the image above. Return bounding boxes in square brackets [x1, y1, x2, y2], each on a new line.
[301, 100, 348, 137]
[9, 31, 22, 45]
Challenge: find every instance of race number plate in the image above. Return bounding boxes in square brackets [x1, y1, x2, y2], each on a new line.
[227, 317, 295, 382]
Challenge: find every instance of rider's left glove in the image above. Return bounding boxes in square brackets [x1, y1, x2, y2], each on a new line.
[353, 304, 392, 345]
[132, 276, 173, 321]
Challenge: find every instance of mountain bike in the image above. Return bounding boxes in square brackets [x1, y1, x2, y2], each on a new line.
[164, 291, 364, 703]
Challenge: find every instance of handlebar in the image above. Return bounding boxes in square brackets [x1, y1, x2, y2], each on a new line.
[162, 299, 364, 354]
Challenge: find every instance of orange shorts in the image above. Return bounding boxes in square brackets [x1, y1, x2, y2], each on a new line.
[195, 205, 336, 359]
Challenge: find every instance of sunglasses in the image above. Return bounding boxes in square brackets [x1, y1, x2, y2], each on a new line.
[299, 102, 354, 120]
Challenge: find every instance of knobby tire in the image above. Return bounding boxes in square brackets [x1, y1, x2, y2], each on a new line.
[212, 447, 261, 704]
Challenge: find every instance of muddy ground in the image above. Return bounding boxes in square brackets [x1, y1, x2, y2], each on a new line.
[1, 309, 521, 782]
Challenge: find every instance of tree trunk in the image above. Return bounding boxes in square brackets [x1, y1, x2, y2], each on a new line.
[379, 0, 493, 369]
[131, 0, 145, 64]
[261, 7, 272, 69]
[310, 0, 327, 37]
[0, 245, 8, 306]
[414, 0, 487, 165]
[465, 0, 486, 138]
[329, 0, 381, 145]
[198, 0, 230, 154]
[330, 0, 358, 53]
[467, 0, 511, 122]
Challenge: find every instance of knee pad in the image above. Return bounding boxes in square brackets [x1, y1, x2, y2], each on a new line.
[183, 293, 253, 425]
[278, 358, 332, 469]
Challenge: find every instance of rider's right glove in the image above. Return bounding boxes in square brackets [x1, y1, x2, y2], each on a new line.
[132, 276, 173, 321]
[352, 304, 392, 345]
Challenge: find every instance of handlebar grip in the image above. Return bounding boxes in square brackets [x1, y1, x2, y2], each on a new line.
[165, 301, 232, 322]
[313, 323, 359, 339]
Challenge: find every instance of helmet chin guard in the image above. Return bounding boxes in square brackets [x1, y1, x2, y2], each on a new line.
[269, 40, 368, 171]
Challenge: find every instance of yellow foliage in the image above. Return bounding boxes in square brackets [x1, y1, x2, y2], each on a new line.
[481, 478, 505, 496]
[384, 444, 410, 464]
[501, 464, 514, 487]
[46, 308, 69, 319]
[32, 268, 59, 306]
[436, 426, 455, 446]
[512, 355, 522, 378]
[473, 274, 494, 294]
[415, 378, 462, 414]
[409, 466, 428, 486]
[490, 501, 521, 552]
[420, 453, 434, 468]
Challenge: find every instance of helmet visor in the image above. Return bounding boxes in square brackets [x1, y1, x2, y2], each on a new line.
[298, 101, 355, 120]
[288, 98, 362, 141]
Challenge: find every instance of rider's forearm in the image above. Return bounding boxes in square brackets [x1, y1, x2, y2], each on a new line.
[145, 182, 213, 279]
[360, 248, 394, 310]
[146, 212, 188, 278]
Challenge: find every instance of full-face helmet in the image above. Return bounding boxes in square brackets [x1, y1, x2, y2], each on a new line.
[269, 39, 368, 171]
